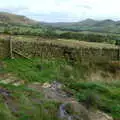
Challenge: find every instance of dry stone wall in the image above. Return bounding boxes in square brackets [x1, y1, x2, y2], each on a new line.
[12, 40, 120, 62]
[0, 39, 119, 62]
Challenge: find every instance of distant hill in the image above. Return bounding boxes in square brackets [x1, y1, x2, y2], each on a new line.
[43, 19, 120, 33]
[0, 12, 120, 33]
[0, 12, 38, 25]
[76, 19, 98, 26]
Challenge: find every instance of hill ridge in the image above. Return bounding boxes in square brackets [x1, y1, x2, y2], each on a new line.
[0, 11, 38, 25]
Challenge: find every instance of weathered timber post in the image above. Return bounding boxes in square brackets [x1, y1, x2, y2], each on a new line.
[8, 36, 14, 59]
[118, 45, 120, 61]
[115, 39, 120, 61]
[117, 41, 120, 61]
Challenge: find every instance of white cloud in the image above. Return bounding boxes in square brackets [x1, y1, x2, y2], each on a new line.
[0, 0, 120, 22]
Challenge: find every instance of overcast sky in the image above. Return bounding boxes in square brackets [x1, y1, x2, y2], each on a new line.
[0, 0, 120, 22]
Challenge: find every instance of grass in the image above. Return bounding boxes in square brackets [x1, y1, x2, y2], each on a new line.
[0, 34, 118, 49]
[57, 60, 120, 119]
[3, 58, 66, 83]
[1, 58, 120, 119]
[39, 39, 118, 49]
[63, 81, 120, 119]
[0, 83, 60, 120]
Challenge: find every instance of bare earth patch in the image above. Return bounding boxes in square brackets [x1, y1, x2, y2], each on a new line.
[28, 81, 113, 120]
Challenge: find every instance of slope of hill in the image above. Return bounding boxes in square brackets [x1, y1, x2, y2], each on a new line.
[93, 19, 115, 27]
[43, 19, 120, 33]
[76, 19, 98, 26]
[0, 12, 38, 25]
[0, 11, 120, 33]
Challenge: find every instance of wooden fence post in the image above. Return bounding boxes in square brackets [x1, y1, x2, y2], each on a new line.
[117, 41, 120, 61]
[9, 36, 14, 59]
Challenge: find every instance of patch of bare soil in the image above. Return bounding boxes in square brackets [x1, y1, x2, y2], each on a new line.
[0, 72, 25, 86]
[0, 86, 19, 114]
[28, 81, 113, 120]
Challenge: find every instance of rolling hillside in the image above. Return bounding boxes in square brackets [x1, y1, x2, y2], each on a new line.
[0, 12, 38, 25]
[0, 12, 120, 33]
[43, 19, 120, 33]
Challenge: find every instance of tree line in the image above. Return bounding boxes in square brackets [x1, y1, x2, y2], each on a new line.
[0, 23, 120, 45]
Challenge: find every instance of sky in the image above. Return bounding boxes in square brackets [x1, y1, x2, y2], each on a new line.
[0, 0, 120, 22]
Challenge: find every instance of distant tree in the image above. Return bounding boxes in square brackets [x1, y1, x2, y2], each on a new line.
[115, 40, 120, 46]
[4, 27, 9, 34]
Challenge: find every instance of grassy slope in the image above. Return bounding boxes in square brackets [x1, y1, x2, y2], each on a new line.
[67, 82, 120, 119]
[0, 84, 59, 120]
[0, 58, 62, 120]
[3, 58, 64, 83]
[45, 19, 120, 33]
[0, 12, 120, 33]
[0, 12, 38, 25]
[38, 39, 118, 49]
[1, 58, 120, 119]
[9, 35, 118, 49]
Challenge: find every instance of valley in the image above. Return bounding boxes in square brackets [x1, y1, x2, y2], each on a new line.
[0, 12, 120, 120]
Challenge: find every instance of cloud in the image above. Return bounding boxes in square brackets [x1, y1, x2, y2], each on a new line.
[0, 6, 28, 13]
[29, 12, 82, 22]
[0, 0, 120, 22]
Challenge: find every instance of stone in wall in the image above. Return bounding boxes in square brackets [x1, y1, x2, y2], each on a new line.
[0, 39, 9, 59]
